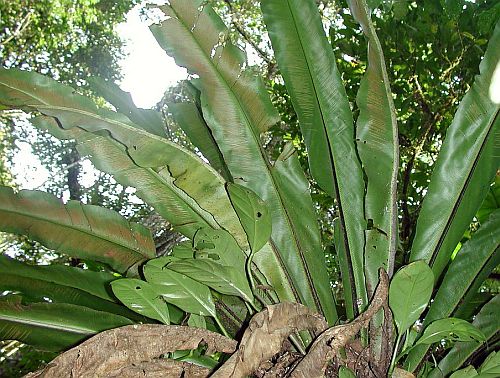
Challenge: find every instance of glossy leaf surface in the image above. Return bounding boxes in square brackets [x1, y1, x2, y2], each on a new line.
[168, 259, 254, 303]
[227, 183, 271, 253]
[406, 203, 500, 370]
[144, 258, 216, 317]
[0, 187, 154, 273]
[0, 255, 115, 302]
[389, 261, 434, 335]
[151, 1, 336, 323]
[261, 0, 367, 312]
[0, 273, 139, 320]
[193, 228, 246, 268]
[428, 295, 500, 377]
[0, 302, 132, 351]
[415, 318, 486, 347]
[111, 278, 170, 324]
[348, 0, 400, 294]
[410, 20, 500, 279]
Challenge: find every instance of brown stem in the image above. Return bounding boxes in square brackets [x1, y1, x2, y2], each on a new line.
[291, 269, 390, 378]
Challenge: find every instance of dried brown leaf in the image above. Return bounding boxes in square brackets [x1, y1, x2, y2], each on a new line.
[213, 302, 328, 377]
[291, 269, 390, 378]
[25, 324, 236, 378]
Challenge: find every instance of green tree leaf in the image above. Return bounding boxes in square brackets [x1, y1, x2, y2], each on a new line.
[428, 296, 500, 378]
[150, 0, 336, 324]
[389, 261, 434, 335]
[111, 278, 171, 324]
[0, 302, 133, 351]
[0, 254, 115, 302]
[406, 199, 500, 369]
[168, 259, 254, 303]
[410, 20, 500, 280]
[348, 0, 400, 295]
[143, 258, 216, 318]
[227, 183, 271, 253]
[193, 228, 246, 268]
[415, 318, 486, 347]
[0, 187, 154, 273]
[0, 273, 141, 321]
[261, 0, 367, 316]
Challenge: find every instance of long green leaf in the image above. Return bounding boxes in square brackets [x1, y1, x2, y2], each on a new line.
[150, 1, 337, 324]
[427, 295, 500, 377]
[389, 261, 434, 336]
[0, 273, 141, 320]
[111, 278, 170, 324]
[143, 258, 216, 318]
[0, 302, 132, 351]
[405, 209, 499, 370]
[410, 20, 500, 279]
[0, 69, 248, 249]
[33, 116, 215, 241]
[168, 259, 254, 303]
[169, 100, 230, 180]
[0, 254, 115, 302]
[347, 0, 400, 293]
[0, 187, 154, 273]
[261, 0, 367, 313]
[477, 351, 500, 377]
[348, 0, 399, 361]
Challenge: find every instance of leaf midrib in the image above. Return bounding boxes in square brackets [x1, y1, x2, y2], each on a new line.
[0, 314, 95, 335]
[167, 3, 319, 307]
[429, 108, 499, 267]
[283, 0, 360, 313]
[0, 206, 145, 260]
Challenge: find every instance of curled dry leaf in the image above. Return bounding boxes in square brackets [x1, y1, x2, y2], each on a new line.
[392, 367, 416, 378]
[212, 302, 328, 378]
[25, 324, 237, 378]
[291, 269, 390, 378]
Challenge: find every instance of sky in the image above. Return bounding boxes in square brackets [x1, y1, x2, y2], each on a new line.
[11, 3, 187, 191]
[10, 3, 500, 191]
[116, 4, 187, 108]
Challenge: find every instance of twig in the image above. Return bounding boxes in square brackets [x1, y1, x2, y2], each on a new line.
[1, 11, 34, 45]
[223, 0, 273, 64]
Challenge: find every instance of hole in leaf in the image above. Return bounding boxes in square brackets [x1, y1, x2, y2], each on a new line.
[367, 219, 374, 229]
[257, 212, 262, 218]
[135, 286, 141, 290]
